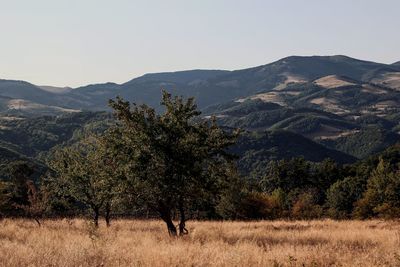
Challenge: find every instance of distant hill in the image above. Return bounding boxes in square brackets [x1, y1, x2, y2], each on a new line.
[202, 84, 400, 159]
[232, 130, 356, 174]
[0, 79, 60, 104]
[0, 142, 46, 180]
[0, 80, 81, 116]
[0, 112, 111, 158]
[320, 127, 400, 159]
[203, 99, 358, 136]
[125, 70, 229, 85]
[67, 55, 395, 110]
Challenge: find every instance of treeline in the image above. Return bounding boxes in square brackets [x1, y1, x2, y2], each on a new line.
[226, 148, 400, 220]
[0, 92, 399, 235]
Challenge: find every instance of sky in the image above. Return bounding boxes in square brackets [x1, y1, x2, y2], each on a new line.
[0, 0, 399, 87]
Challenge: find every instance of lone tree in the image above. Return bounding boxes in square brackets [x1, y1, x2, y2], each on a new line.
[49, 136, 121, 227]
[106, 91, 238, 236]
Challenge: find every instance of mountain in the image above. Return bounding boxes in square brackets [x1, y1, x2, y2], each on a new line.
[0, 55, 399, 161]
[1, 55, 399, 113]
[0, 80, 81, 116]
[0, 79, 61, 104]
[392, 61, 400, 66]
[69, 70, 230, 110]
[203, 97, 400, 159]
[201, 69, 400, 159]
[65, 55, 396, 111]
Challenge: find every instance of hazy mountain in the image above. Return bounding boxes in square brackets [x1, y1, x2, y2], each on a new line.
[125, 69, 229, 84]
[64, 55, 396, 111]
[0, 79, 60, 104]
[1, 55, 399, 112]
[0, 80, 82, 116]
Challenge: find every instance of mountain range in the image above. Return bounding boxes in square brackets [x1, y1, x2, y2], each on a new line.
[1, 55, 399, 115]
[0, 55, 399, 171]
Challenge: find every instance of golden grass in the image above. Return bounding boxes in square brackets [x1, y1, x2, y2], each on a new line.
[1, 219, 400, 266]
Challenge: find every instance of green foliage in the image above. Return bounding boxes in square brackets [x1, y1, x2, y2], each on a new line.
[48, 136, 121, 226]
[105, 91, 238, 235]
[326, 176, 366, 218]
[234, 130, 355, 176]
[321, 127, 399, 159]
[0, 112, 111, 158]
[354, 158, 400, 218]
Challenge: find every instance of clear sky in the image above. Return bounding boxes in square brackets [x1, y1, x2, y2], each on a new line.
[0, 0, 399, 87]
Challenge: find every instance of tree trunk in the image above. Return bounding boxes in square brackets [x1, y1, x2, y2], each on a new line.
[165, 217, 177, 236]
[34, 217, 41, 227]
[178, 199, 188, 236]
[93, 207, 99, 227]
[158, 203, 177, 236]
[105, 202, 111, 227]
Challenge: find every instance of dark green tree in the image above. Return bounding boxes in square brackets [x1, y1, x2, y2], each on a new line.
[49, 136, 121, 227]
[259, 158, 311, 193]
[7, 161, 35, 207]
[326, 176, 365, 218]
[106, 91, 238, 236]
[354, 158, 400, 218]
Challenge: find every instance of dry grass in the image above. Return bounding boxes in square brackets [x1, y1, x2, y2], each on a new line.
[1, 219, 400, 266]
[314, 75, 355, 89]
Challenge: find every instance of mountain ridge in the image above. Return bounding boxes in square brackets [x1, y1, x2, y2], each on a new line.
[0, 54, 399, 116]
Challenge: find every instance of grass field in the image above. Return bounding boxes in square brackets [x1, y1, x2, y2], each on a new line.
[0, 219, 400, 266]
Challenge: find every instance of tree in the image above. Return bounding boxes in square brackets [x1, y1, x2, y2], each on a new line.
[326, 176, 365, 218]
[7, 161, 35, 208]
[259, 158, 311, 193]
[311, 159, 342, 203]
[106, 91, 237, 236]
[49, 136, 121, 227]
[354, 158, 400, 218]
[16, 180, 49, 226]
[291, 190, 323, 219]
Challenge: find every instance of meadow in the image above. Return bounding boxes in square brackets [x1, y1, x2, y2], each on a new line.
[1, 219, 400, 266]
